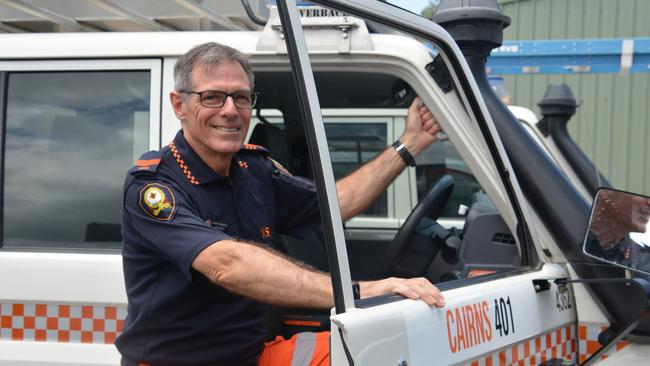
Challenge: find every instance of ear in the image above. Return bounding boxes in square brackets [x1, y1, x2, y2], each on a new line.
[170, 91, 186, 121]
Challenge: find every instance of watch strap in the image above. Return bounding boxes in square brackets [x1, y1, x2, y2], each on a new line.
[392, 140, 416, 167]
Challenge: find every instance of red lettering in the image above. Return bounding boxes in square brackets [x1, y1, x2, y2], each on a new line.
[482, 300, 492, 341]
[446, 310, 457, 353]
[455, 307, 466, 351]
[465, 305, 481, 345]
[473, 302, 486, 344]
[462, 307, 471, 348]
[446, 301, 494, 354]
[463, 305, 475, 347]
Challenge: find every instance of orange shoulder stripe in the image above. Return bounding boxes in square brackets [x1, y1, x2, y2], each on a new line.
[135, 158, 161, 167]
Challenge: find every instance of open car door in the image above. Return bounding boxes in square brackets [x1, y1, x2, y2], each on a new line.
[276, 0, 580, 365]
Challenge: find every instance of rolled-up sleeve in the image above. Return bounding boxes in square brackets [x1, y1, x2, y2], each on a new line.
[123, 178, 230, 281]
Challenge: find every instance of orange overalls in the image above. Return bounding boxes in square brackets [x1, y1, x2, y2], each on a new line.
[259, 331, 330, 366]
[132, 331, 330, 366]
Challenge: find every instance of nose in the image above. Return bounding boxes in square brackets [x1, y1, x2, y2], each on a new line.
[219, 95, 239, 114]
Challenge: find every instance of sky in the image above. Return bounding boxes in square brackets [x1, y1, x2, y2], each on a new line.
[386, 0, 433, 15]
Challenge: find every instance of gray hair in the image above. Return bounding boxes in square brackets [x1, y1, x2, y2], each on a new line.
[174, 42, 254, 95]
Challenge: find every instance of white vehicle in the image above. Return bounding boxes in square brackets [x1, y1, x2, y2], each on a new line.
[510, 104, 595, 202]
[0, 1, 648, 365]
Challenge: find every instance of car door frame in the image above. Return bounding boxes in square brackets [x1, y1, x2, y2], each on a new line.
[276, 0, 540, 309]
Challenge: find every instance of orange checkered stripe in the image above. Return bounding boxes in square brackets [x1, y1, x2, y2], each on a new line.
[467, 325, 576, 366]
[0, 302, 126, 344]
[169, 142, 199, 185]
[578, 322, 629, 363]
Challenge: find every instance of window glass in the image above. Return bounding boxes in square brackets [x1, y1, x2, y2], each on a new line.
[325, 123, 387, 217]
[416, 140, 482, 218]
[305, 64, 519, 283]
[3, 71, 150, 250]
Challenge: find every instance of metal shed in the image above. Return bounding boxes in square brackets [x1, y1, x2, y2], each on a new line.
[497, 0, 650, 194]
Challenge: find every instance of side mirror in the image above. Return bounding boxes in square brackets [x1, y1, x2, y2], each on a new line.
[583, 188, 650, 275]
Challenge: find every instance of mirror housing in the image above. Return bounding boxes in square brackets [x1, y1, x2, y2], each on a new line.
[583, 188, 650, 274]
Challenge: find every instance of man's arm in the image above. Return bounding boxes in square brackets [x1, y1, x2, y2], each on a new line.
[192, 239, 445, 308]
[336, 98, 441, 221]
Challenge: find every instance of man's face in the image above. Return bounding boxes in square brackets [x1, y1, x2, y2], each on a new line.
[173, 61, 252, 160]
[626, 195, 650, 233]
[596, 190, 650, 234]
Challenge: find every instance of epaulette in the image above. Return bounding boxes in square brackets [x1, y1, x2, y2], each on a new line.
[241, 143, 269, 156]
[129, 150, 163, 176]
[269, 157, 292, 175]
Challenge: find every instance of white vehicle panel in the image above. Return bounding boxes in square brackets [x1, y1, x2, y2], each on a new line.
[0, 341, 119, 366]
[596, 342, 650, 365]
[0, 32, 262, 59]
[0, 252, 125, 304]
[510, 105, 591, 201]
[331, 264, 577, 365]
[0, 252, 125, 363]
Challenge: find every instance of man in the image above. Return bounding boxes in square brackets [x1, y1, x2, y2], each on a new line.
[585, 189, 650, 271]
[117, 42, 445, 366]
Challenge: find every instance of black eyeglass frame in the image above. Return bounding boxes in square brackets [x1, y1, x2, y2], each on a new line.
[180, 90, 260, 109]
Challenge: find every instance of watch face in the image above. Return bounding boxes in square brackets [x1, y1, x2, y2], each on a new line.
[352, 282, 361, 300]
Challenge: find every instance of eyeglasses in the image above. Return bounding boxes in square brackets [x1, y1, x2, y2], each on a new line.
[180, 90, 259, 109]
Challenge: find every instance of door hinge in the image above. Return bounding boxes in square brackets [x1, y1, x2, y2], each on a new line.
[532, 279, 551, 292]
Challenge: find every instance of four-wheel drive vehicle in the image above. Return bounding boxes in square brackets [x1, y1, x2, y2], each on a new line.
[1, 0, 649, 365]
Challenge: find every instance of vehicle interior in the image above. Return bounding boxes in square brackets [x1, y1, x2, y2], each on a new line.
[249, 69, 523, 339]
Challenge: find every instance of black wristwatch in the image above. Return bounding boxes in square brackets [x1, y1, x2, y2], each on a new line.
[392, 140, 416, 167]
[352, 281, 361, 300]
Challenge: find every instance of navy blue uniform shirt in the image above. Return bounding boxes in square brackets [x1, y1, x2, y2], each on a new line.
[116, 131, 319, 365]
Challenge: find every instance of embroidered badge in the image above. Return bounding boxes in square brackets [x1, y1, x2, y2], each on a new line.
[139, 183, 176, 221]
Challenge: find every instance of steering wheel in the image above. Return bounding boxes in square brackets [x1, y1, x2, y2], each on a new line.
[376, 174, 455, 278]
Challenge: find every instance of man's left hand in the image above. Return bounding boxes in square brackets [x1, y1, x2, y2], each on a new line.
[361, 276, 445, 308]
[399, 97, 442, 157]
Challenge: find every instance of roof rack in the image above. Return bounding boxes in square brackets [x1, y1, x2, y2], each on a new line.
[0, 0, 269, 32]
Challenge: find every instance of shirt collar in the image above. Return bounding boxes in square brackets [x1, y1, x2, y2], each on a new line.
[171, 130, 246, 185]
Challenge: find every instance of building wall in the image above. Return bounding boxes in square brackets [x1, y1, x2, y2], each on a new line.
[497, 0, 650, 193]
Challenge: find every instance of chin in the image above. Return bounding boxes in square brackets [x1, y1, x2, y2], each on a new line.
[210, 140, 243, 155]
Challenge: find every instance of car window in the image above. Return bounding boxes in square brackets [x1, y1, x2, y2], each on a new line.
[249, 112, 390, 219]
[2, 70, 150, 250]
[326, 122, 387, 217]
[416, 140, 482, 218]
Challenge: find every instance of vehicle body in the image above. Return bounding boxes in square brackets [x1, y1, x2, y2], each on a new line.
[0, 0, 647, 365]
[509, 104, 594, 201]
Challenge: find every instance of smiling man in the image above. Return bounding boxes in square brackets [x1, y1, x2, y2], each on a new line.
[117, 42, 445, 366]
